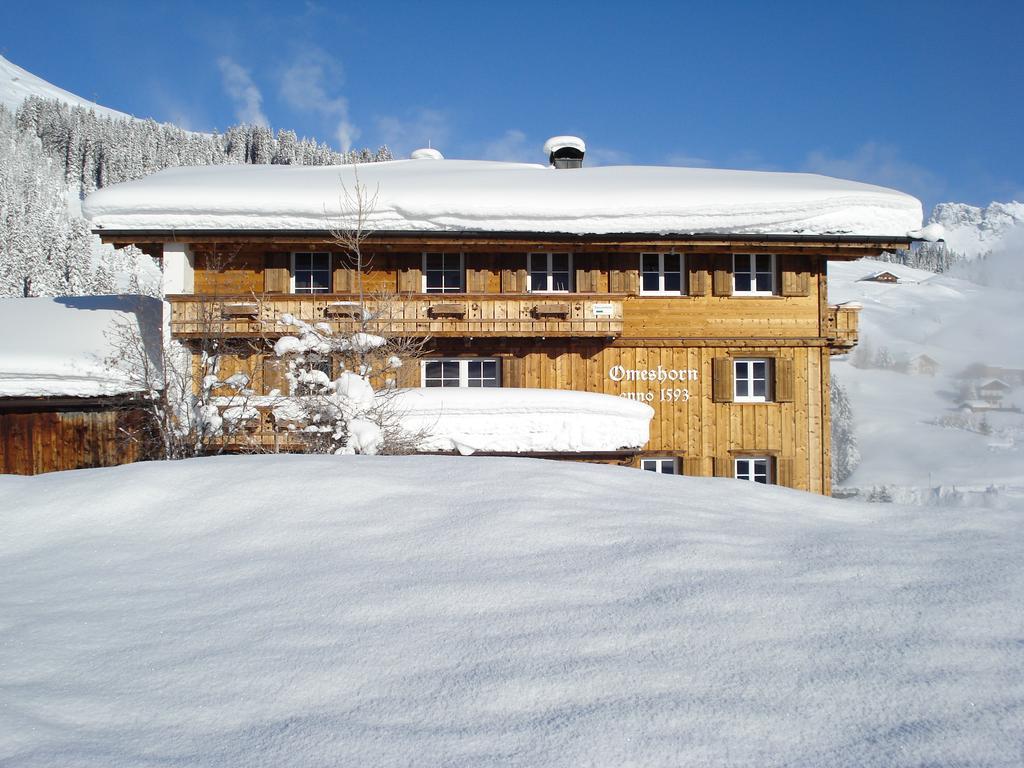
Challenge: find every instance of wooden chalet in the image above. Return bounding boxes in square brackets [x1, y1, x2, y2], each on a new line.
[84, 139, 925, 494]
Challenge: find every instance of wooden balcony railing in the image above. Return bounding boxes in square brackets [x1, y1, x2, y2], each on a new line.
[825, 303, 860, 352]
[168, 293, 626, 338]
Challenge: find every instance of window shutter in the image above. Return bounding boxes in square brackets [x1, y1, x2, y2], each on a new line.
[712, 254, 733, 296]
[775, 457, 794, 487]
[263, 252, 290, 293]
[780, 255, 811, 297]
[500, 254, 528, 293]
[332, 254, 353, 293]
[262, 357, 288, 395]
[713, 456, 734, 478]
[774, 357, 795, 403]
[686, 255, 707, 296]
[712, 357, 734, 402]
[396, 253, 422, 293]
[575, 260, 596, 293]
[683, 456, 709, 476]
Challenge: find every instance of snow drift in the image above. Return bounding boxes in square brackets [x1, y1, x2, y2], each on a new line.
[82, 159, 924, 237]
[391, 387, 654, 454]
[1, 455, 1021, 767]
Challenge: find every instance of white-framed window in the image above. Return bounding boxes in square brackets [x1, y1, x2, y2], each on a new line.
[641, 457, 678, 474]
[292, 252, 332, 293]
[735, 456, 772, 484]
[529, 252, 572, 293]
[421, 358, 501, 387]
[640, 253, 684, 295]
[734, 358, 771, 402]
[423, 252, 464, 293]
[294, 354, 334, 395]
[733, 253, 775, 295]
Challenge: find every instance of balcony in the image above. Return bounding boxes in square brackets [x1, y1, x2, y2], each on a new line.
[168, 293, 626, 338]
[825, 303, 860, 352]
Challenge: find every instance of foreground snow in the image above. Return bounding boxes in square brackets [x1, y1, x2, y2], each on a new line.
[1, 455, 1021, 767]
[83, 159, 923, 237]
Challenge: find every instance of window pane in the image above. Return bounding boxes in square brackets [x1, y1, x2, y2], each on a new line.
[663, 272, 681, 292]
[734, 273, 752, 292]
[482, 361, 498, 380]
[551, 253, 569, 271]
[752, 361, 766, 378]
[642, 272, 660, 292]
[551, 272, 570, 291]
[736, 379, 749, 397]
[736, 459, 750, 480]
[426, 271, 443, 290]
[643, 462, 657, 472]
[661, 461, 676, 475]
[530, 272, 548, 292]
[642, 254, 659, 273]
[753, 379, 766, 397]
[443, 270, 462, 290]
[756, 272, 773, 292]
[735, 361, 748, 379]
[735, 254, 750, 272]
[664, 254, 680, 273]
[530, 253, 548, 273]
[311, 271, 330, 292]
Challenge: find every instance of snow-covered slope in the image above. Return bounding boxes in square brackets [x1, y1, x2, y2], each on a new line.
[1, 454, 1021, 766]
[928, 200, 1024, 257]
[83, 160, 924, 237]
[829, 248, 1024, 495]
[0, 54, 129, 120]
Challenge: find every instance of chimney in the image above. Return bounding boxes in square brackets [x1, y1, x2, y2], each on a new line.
[543, 136, 586, 169]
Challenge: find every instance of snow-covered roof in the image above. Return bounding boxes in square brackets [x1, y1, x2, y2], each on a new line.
[82, 159, 924, 238]
[390, 387, 653, 454]
[0, 296, 163, 398]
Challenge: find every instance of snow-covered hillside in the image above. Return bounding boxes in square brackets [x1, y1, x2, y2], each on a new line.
[928, 200, 1024, 258]
[0, 54, 129, 120]
[829, 246, 1024, 499]
[1, 455, 1021, 767]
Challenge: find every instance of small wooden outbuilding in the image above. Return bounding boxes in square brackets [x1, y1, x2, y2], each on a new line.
[0, 296, 162, 475]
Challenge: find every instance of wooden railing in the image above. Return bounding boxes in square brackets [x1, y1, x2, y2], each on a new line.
[168, 293, 626, 338]
[825, 303, 860, 351]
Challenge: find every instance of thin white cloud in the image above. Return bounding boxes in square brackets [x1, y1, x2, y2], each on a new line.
[216, 57, 268, 127]
[480, 129, 533, 162]
[803, 142, 944, 200]
[278, 47, 358, 152]
[665, 152, 709, 168]
[584, 146, 631, 167]
[374, 108, 451, 158]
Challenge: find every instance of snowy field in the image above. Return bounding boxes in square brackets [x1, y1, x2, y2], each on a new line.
[2, 455, 1022, 767]
[829, 252, 1024, 500]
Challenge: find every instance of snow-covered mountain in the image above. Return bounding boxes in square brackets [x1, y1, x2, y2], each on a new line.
[0, 54, 130, 120]
[928, 200, 1024, 258]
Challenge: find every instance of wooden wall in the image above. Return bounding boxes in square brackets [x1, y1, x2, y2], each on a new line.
[0, 408, 141, 475]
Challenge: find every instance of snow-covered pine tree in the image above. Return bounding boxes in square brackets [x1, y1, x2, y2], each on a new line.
[830, 375, 860, 485]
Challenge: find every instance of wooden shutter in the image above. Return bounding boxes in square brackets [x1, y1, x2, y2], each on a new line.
[263, 252, 290, 293]
[332, 254, 353, 293]
[774, 357, 795, 403]
[683, 456, 709, 476]
[501, 254, 528, 293]
[780, 254, 811, 297]
[396, 253, 422, 293]
[261, 357, 288, 395]
[466, 254, 497, 293]
[711, 254, 733, 296]
[574, 256, 597, 293]
[775, 457, 794, 488]
[686, 255, 707, 296]
[713, 456, 734, 478]
[609, 262, 639, 294]
[712, 357, 733, 402]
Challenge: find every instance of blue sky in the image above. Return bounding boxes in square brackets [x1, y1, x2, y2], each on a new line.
[4, 0, 1022, 211]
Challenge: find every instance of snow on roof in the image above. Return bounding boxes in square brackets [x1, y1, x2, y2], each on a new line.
[0, 296, 163, 398]
[390, 387, 653, 454]
[979, 379, 1011, 391]
[82, 159, 924, 238]
[543, 135, 586, 155]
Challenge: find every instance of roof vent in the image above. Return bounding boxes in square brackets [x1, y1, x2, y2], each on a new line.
[410, 147, 444, 160]
[543, 135, 585, 169]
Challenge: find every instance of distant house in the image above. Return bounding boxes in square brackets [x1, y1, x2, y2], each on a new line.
[958, 363, 1024, 385]
[909, 354, 940, 377]
[0, 296, 162, 475]
[859, 270, 900, 283]
[979, 379, 1011, 406]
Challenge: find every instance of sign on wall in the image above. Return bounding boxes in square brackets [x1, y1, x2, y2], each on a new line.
[609, 366, 698, 403]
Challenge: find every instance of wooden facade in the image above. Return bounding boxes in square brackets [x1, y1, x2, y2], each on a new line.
[0, 399, 142, 475]
[100, 234, 896, 494]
